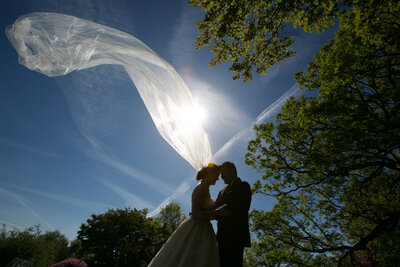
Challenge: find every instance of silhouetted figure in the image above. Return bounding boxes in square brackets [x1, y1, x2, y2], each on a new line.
[148, 163, 226, 267]
[214, 161, 251, 267]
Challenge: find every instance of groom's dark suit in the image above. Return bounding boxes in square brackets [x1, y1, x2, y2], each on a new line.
[215, 177, 251, 267]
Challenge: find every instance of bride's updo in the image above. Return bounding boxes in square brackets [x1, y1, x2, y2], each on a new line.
[196, 163, 219, 180]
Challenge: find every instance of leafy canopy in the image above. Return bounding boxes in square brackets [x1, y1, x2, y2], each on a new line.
[156, 202, 187, 232]
[245, 1, 400, 265]
[77, 203, 186, 267]
[77, 208, 169, 267]
[189, 0, 344, 81]
[0, 225, 71, 267]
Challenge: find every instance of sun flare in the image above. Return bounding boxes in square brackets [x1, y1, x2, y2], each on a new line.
[179, 103, 207, 130]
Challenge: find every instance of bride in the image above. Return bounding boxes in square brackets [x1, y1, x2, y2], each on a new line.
[148, 163, 229, 267]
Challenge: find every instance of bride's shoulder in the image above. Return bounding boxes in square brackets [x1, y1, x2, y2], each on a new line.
[192, 182, 206, 195]
[193, 182, 204, 191]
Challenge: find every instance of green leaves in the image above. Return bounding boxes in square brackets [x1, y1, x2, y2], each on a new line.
[77, 208, 169, 267]
[244, 1, 400, 265]
[0, 225, 71, 266]
[75, 204, 187, 266]
[156, 202, 187, 234]
[190, 0, 343, 81]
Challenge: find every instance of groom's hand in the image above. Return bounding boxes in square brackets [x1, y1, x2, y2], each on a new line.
[214, 204, 233, 217]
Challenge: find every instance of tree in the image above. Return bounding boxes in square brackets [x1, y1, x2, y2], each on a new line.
[245, 2, 400, 266]
[0, 225, 71, 267]
[189, 0, 346, 81]
[77, 208, 169, 267]
[0, 225, 37, 266]
[156, 202, 187, 233]
[190, 0, 399, 82]
[68, 239, 85, 261]
[31, 230, 70, 266]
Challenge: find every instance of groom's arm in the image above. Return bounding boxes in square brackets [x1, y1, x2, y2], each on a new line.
[213, 191, 223, 221]
[213, 191, 234, 219]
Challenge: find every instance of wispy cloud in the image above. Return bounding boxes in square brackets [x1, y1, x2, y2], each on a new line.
[33, 0, 135, 33]
[168, 5, 200, 68]
[9, 184, 112, 211]
[99, 178, 154, 210]
[0, 138, 62, 158]
[0, 187, 55, 231]
[58, 67, 131, 150]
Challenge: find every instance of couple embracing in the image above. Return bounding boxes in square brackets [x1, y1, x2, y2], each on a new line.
[149, 162, 251, 267]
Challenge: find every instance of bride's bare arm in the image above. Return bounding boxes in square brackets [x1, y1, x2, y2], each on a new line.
[191, 185, 215, 220]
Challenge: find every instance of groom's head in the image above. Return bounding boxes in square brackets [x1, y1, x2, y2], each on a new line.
[220, 161, 237, 185]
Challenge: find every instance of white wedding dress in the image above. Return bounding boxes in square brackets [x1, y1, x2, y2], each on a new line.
[148, 182, 220, 267]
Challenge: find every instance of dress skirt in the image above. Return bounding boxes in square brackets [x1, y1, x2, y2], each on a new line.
[148, 217, 220, 267]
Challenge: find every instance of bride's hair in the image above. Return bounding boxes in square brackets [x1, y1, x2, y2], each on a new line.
[196, 164, 219, 180]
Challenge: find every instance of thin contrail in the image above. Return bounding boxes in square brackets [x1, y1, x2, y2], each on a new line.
[148, 176, 194, 217]
[9, 184, 113, 211]
[0, 187, 56, 231]
[99, 178, 155, 210]
[92, 152, 176, 195]
[213, 83, 301, 160]
[0, 138, 62, 158]
[67, 133, 176, 196]
[255, 83, 301, 124]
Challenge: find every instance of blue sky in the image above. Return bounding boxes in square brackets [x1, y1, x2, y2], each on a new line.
[0, 0, 337, 240]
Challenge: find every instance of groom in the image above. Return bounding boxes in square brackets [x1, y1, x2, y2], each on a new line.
[214, 161, 251, 267]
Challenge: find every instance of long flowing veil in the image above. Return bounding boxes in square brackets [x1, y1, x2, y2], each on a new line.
[6, 12, 212, 170]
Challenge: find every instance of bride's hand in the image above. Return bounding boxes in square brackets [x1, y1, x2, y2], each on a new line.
[214, 204, 233, 217]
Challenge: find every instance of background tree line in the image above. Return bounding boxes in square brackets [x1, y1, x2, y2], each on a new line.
[0, 203, 186, 267]
[189, 0, 399, 265]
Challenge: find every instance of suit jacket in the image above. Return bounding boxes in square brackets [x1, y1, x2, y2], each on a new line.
[215, 177, 251, 247]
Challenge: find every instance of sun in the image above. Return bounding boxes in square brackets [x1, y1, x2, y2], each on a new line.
[179, 103, 207, 130]
[192, 103, 207, 124]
